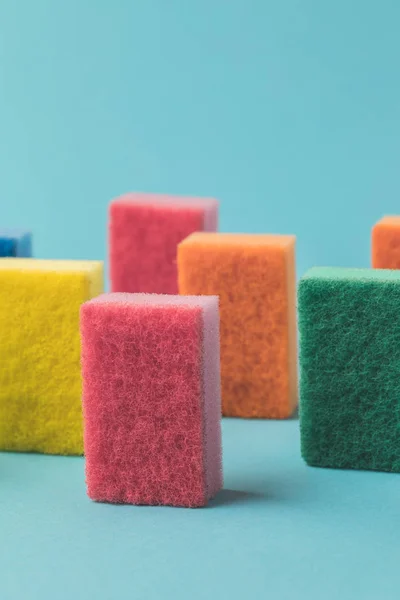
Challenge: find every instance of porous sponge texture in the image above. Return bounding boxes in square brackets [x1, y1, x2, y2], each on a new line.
[178, 233, 298, 419]
[299, 267, 400, 473]
[109, 193, 218, 295]
[372, 216, 400, 269]
[0, 229, 32, 257]
[80, 293, 222, 508]
[0, 259, 103, 455]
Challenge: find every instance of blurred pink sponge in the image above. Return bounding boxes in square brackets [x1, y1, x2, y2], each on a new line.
[80, 293, 222, 508]
[109, 193, 218, 294]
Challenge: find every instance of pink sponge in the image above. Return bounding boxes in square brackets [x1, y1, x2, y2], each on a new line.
[109, 193, 218, 294]
[80, 293, 222, 508]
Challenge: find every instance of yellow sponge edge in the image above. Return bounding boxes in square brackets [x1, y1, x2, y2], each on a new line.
[0, 259, 104, 455]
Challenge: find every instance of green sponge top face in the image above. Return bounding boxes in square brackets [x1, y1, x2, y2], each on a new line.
[302, 266, 400, 283]
[298, 266, 400, 473]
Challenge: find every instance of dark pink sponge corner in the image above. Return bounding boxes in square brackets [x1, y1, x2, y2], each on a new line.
[80, 293, 223, 508]
[109, 193, 218, 294]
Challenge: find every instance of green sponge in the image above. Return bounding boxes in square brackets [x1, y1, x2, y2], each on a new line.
[298, 267, 400, 473]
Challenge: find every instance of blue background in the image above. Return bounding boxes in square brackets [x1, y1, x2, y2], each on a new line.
[1, 1, 400, 599]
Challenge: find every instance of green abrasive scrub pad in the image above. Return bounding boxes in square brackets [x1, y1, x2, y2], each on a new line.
[298, 267, 400, 473]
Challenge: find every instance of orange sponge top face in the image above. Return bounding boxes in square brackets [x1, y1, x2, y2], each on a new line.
[178, 233, 298, 418]
[372, 216, 400, 269]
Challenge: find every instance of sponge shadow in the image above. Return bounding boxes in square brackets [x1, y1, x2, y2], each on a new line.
[208, 488, 266, 508]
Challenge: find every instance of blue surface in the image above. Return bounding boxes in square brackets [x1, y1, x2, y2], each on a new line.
[2, 420, 400, 600]
[1, 1, 400, 599]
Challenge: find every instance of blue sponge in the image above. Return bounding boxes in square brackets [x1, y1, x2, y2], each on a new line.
[0, 229, 32, 257]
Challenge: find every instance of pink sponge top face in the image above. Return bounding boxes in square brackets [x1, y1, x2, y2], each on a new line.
[80, 293, 222, 508]
[109, 193, 218, 295]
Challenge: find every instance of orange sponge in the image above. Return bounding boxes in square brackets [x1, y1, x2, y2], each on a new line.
[178, 233, 297, 418]
[372, 216, 400, 269]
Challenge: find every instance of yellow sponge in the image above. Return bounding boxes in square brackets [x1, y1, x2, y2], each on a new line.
[0, 259, 103, 455]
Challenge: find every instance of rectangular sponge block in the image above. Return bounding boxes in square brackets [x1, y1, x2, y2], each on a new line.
[0, 229, 32, 257]
[372, 216, 400, 268]
[178, 233, 298, 418]
[299, 267, 400, 472]
[0, 258, 103, 454]
[80, 293, 223, 507]
[109, 193, 218, 295]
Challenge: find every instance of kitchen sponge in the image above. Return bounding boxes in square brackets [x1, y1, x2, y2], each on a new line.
[299, 267, 400, 472]
[372, 216, 400, 269]
[0, 229, 32, 257]
[178, 233, 297, 418]
[80, 293, 222, 507]
[109, 193, 218, 294]
[0, 258, 103, 454]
